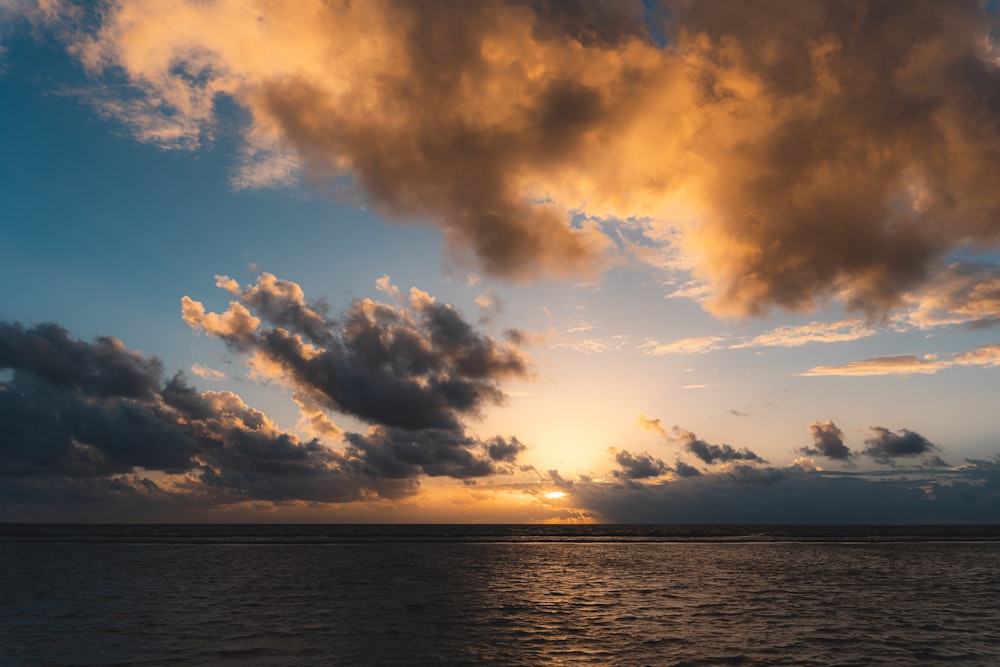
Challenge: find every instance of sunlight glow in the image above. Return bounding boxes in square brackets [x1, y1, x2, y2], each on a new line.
[544, 491, 566, 500]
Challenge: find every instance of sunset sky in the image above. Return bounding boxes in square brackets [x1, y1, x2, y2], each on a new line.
[2, 0, 1000, 523]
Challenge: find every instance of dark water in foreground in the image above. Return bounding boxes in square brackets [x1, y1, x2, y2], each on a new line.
[2, 525, 1000, 666]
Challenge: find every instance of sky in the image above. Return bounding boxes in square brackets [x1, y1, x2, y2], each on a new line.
[2, 0, 1000, 523]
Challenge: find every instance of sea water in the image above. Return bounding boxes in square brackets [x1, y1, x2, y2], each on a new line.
[2, 525, 999, 665]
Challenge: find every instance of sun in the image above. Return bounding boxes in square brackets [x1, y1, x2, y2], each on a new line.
[544, 491, 566, 500]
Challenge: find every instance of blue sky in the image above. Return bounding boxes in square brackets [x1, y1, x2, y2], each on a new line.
[2, 0, 1000, 522]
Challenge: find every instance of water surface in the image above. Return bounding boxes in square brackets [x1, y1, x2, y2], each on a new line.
[3, 525, 998, 665]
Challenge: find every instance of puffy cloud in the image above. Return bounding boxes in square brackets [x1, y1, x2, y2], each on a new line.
[862, 426, 943, 465]
[802, 354, 950, 377]
[0, 322, 358, 498]
[636, 413, 667, 436]
[672, 459, 703, 478]
[184, 273, 530, 433]
[800, 420, 854, 461]
[0, 312, 529, 517]
[485, 436, 528, 463]
[0, 320, 162, 398]
[673, 427, 764, 465]
[23, 0, 1000, 316]
[612, 449, 669, 480]
[181, 297, 260, 345]
[182, 274, 532, 489]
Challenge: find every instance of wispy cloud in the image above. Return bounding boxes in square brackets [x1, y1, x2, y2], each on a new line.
[953, 344, 1000, 368]
[640, 335, 727, 355]
[189, 363, 225, 381]
[803, 344, 1000, 376]
[801, 354, 951, 377]
[731, 319, 876, 349]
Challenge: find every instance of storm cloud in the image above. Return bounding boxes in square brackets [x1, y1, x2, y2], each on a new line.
[19, 0, 995, 318]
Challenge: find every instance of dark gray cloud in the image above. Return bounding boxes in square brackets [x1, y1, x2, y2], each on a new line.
[0, 320, 161, 398]
[186, 274, 530, 432]
[486, 436, 528, 463]
[612, 450, 669, 480]
[0, 322, 364, 501]
[862, 427, 942, 465]
[672, 459, 703, 478]
[182, 275, 532, 488]
[800, 420, 854, 461]
[567, 458, 1000, 523]
[0, 312, 528, 517]
[673, 428, 765, 465]
[342, 428, 523, 480]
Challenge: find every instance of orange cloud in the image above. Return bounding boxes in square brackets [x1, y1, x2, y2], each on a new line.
[44, 1, 1000, 315]
[954, 344, 1000, 368]
[802, 354, 950, 377]
[636, 413, 667, 436]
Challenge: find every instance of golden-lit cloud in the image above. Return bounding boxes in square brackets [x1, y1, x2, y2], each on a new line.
[32, 0, 1000, 317]
[901, 263, 1000, 329]
[802, 354, 950, 377]
[640, 335, 726, 355]
[180, 297, 260, 341]
[636, 413, 667, 436]
[731, 319, 876, 349]
[953, 344, 1000, 368]
[189, 363, 225, 381]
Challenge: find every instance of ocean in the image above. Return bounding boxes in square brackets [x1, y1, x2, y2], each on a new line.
[2, 524, 999, 665]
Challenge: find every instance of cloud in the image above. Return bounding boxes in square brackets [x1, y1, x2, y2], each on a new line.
[184, 273, 530, 432]
[636, 413, 667, 436]
[954, 344, 1000, 368]
[564, 459, 1000, 524]
[189, 363, 225, 381]
[640, 335, 727, 355]
[0, 304, 530, 516]
[21, 0, 998, 317]
[802, 354, 950, 377]
[672, 427, 765, 464]
[902, 262, 1000, 329]
[0, 321, 368, 501]
[800, 420, 854, 461]
[485, 436, 528, 463]
[181, 273, 533, 491]
[611, 449, 669, 480]
[672, 459, 703, 478]
[862, 426, 943, 465]
[731, 319, 876, 349]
